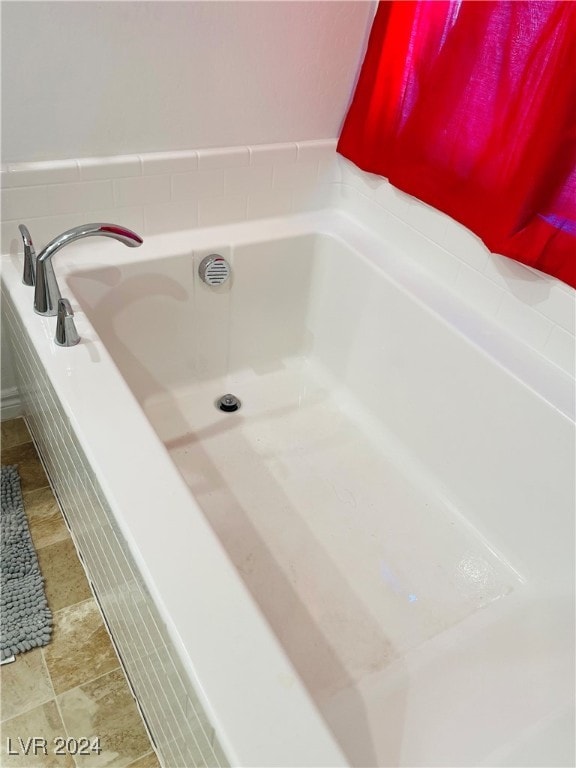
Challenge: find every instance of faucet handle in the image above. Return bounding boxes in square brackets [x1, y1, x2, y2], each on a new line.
[19, 224, 36, 286]
[55, 298, 80, 347]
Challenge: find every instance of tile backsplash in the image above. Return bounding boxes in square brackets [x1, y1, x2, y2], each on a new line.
[0, 140, 335, 248]
[1, 140, 574, 379]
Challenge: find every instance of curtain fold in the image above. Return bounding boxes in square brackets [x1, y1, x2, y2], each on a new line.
[338, 1, 576, 288]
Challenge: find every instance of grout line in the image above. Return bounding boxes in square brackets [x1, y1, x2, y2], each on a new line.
[0, 696, 56, 727]
[50, 594, 100, 620]
[53, 662, 122, 703]
[25, 511, 72, 553]
[37, 649, 77, 765]
[44, 590, 148, 731]
[0, 658, 55, 724]
[125, 751, 158, 768]
[0, 437, 35, 452]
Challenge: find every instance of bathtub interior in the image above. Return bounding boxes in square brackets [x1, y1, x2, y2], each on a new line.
[65, 227, 574, 764]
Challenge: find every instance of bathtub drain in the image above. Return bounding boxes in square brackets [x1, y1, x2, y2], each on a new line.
[217, 394, 241, 412]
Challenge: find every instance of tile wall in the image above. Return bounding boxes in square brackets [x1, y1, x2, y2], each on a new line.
[0, 141, 335, 251]
[1, 138, 574, 379]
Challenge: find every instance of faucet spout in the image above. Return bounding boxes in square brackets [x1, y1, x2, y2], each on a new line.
[34, 223, 143, 316]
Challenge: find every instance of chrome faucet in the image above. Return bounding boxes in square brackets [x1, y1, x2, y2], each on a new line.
[55, 298, 80, 347]
[19, 224, 36, 286]
[33, 223, 143, 316]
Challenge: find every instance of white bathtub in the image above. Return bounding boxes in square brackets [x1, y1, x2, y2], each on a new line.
[2, 210, 574, 767]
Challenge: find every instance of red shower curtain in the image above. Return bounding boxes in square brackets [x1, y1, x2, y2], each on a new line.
[338, 1, 576, 288]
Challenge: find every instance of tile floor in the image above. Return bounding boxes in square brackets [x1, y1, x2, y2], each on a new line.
[1, 418, 160, 768]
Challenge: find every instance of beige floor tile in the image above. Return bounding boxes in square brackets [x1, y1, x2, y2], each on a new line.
[23, 487, 70, 551]
[1, 419, 31, 450]
[58, 668, 151, 768]
[0, 700, 74, 767]
[2, 423, 155, 764]
[0, 648, 54, 722]
[1, 442, 48, 494]
[125, 752, 161, 768]
[36, 538, 92, 613]
[42, 599, 119, 696]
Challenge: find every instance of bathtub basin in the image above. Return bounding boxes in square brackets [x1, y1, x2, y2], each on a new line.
[2, 210, 574, 766]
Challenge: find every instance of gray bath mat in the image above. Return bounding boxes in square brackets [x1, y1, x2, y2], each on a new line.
[1, 465, 52, 660]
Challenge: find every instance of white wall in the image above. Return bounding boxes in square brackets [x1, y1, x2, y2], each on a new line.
[1, 1, 374, 162]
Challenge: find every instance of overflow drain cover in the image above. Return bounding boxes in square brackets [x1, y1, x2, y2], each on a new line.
[217, 394, 241, 412]
[199, 254, 231, 286]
